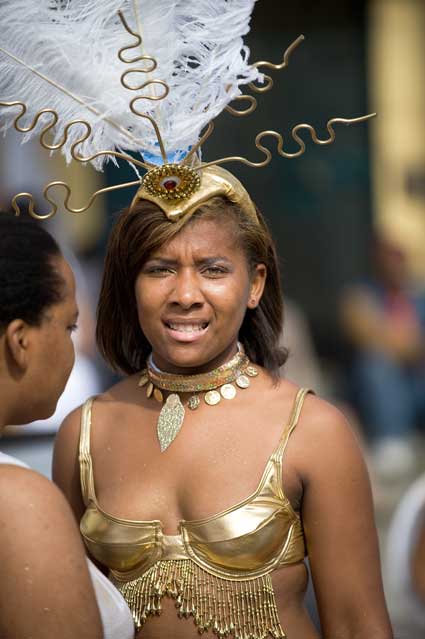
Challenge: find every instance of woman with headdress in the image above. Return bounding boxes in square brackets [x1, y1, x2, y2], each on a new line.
[53, 172, 393, 639]
[0, 2, 392, 637]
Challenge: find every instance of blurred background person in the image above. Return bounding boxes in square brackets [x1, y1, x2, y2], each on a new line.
[340, 231, 425, 478]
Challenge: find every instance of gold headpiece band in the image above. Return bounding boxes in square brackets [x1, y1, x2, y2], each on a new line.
[131, 165, 259, 223]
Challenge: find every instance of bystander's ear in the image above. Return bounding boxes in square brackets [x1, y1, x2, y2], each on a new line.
[4, 320, 31, 371]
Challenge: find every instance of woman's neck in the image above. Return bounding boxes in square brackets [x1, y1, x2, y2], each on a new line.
[0, 400, 11, 432]
[0, 373, 26, 432]
[150, 341, 240, 376]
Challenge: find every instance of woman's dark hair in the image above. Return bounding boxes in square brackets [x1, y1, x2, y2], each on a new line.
[0, 214, 64, 334]
[97, 196, 287, 377]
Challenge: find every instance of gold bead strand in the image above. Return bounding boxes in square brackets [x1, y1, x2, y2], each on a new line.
[215, 575, 224, 637]
[206, 570, 215, 632]
[185, 560, 193, 618]
[266, 572, 286, 638]
[180, 559, 190, 617]
[200, 564, 211, 633]
[256, 576, 266, 637]
[234, 580, 243, 639]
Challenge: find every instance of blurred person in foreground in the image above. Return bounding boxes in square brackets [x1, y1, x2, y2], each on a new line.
[340, 231, 425, 477]
[0, 214, 133, 639]
[386, 472, 425, 631]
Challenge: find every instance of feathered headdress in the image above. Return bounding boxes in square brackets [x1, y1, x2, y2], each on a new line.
[0, 0, 374, 220]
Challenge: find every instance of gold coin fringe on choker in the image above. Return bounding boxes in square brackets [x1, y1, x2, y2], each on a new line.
[138, 351, 259, 452]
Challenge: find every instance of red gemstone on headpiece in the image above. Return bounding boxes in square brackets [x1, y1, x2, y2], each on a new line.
[163, 179, 178, 191]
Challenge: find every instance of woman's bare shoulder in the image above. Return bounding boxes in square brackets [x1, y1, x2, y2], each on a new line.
[0, 462, 50, 487]
[93, 374, 144, 425]
[58, 373, 139, 435]
[0, 465, 73, 528]
[284, 390, 366, 478]
[299, 392, 352, 433]
[273, 377, 348, 429]
[99, 373, 141, 404]
[0, 465, 103, 638]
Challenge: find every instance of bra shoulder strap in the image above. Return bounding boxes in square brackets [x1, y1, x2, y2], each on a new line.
[78, 396, 97, 507]
[273, 388, 312, 461]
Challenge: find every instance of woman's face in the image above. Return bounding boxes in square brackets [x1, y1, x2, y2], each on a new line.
[27, 256, 78, 420]
[135, 217, 266, 374]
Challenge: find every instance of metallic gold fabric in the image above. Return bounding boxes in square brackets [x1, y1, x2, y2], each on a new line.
[131, 165, 259, 223]
[79, 388, 310, 636]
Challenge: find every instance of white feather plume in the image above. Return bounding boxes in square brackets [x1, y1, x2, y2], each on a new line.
[0, 0, 261, 170]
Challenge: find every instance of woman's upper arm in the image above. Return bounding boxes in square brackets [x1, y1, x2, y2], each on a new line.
[298, 398, 393, 639]
[52, 406, 86, 522]
[0, 466, 102, 639]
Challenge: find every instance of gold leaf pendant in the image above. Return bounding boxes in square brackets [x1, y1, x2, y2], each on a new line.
[157, 393, 185, 452]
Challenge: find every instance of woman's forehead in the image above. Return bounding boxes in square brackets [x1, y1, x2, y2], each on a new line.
[53, 257, 75, 295]
[151, 217, 241, 259]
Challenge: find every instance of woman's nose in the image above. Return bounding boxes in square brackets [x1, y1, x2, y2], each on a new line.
[170, 269, 203, 309]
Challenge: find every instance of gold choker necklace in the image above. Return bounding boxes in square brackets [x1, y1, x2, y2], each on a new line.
[138, 349, 258, 452]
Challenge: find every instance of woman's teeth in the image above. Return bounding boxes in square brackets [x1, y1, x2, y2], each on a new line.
[167, 322, 208, 332]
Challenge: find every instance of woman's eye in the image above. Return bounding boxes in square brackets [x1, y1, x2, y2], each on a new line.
[145, 266, 174, 275]
[68, 323, 79, 333]
[203, 266, 227, 276]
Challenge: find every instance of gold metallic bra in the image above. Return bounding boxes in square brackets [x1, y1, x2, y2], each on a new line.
[78, 388, 310, 638]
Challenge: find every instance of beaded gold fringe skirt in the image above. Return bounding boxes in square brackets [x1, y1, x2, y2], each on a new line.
[110, 559, 286, 638]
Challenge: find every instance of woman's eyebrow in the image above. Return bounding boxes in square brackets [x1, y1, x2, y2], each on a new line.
[144, 257, 178, 266]
[145, 256, 233, 266]
[194, 256, 233, 266]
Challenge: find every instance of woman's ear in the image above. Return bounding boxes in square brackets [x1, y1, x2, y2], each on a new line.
[5, 320, 30, 370]
[247, 264, 267, 309]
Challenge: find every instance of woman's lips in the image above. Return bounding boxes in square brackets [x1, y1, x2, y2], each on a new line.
[163, 321, 209, 343]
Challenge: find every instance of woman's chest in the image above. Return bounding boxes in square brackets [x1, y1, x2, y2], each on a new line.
[90, 427, 302, 529]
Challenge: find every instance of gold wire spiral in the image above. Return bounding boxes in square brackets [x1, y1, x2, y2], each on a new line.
[182, 122, 215, 167]
[0, 101, 149, 168]
[0, 100, 149, 218]
[249, 34, 306, 93]
[0, 5, 171, 218]
[117, 10, 169, 163]
[200, 114, 376, 170]
[11, 179, 141, 220]
[225, 95, 258, 117]
[224, 34, 305, 118]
